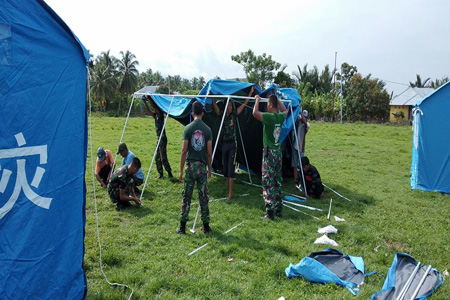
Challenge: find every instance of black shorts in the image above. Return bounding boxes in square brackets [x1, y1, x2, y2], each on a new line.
[222, 141, 236, 178]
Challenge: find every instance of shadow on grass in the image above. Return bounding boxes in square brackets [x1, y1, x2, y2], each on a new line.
[227, 177, 376, 219]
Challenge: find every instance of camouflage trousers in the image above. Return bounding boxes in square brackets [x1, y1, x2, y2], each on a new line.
[156, 135, 172, 175]
[180, 161, 210, 224]
[108, 180, 133, 203]
[262, 148, 283, 213]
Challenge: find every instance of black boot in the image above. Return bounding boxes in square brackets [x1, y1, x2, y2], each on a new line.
[157, 173, 163, 179]
[168, 171, 173, 178]
[261, 211, 274, 220]
[203, 222, 212, 234]
[176, 221, 186, 234]
[275, 211, 282, 218]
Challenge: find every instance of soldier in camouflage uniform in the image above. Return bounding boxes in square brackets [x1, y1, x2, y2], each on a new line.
[252, 93, 288, 220]
[107, 157, 142, 211]
[177, 101, 213, 234]
[211, 86, 253, 201]
[142, 95, 173, 179]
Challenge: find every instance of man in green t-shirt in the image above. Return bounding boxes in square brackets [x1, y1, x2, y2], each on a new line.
[176, 101, 213, 234]
[252, 93, 288, 220]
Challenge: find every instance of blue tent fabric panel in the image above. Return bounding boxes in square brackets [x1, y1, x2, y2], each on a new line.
[285, 248, 371, 296]
[148, 95, 194, 117]
[0, 1, 87, 299]
[411, 81, 450, 193]
[371, 253, 443, 300]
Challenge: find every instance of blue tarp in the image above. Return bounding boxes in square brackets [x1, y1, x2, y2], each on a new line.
[411, 81, 450, 193]
[143, 80, 301, 174]
[0, 1, 88, 299]
[286, 248, 372, 296]
[371, 253, 442, 300]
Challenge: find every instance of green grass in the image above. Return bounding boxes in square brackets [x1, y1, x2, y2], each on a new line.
[85, 116, 449, 299]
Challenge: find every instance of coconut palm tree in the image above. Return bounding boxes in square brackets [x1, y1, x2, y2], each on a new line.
[117, 50, 139, 114]
[410, 74, 431, 88]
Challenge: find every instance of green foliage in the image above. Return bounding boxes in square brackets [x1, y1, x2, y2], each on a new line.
[274, 70, 294, 88]
[430, 76, 449, 89]
[336, 62, 357, 97]
[231, 49, 281, 89]
[84, 116, 450, 299]
[345, 73, 390, 122]
[409, 74, 431, 88]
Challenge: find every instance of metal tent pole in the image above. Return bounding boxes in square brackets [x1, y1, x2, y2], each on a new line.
[211, 96, 231, 165]
[111, 94, 137, 172]
[409, 265, 432, 300]
[289, 104, 308, 198]
[235, 101, 253, 184]
[140, 95, 175, 201]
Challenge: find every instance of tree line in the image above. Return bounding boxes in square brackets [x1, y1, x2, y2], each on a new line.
[89, 49, 448, 122]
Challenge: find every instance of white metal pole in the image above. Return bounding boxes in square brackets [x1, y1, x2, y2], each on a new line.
[234, 103, 253, 184]
[396, 262, 421, 300]
[409, 265, 432, 300]
[289, 104, 308, 198]
[140, 95, 175, 201]
[112, 94, 137, 172]
[340, 66, 343, 124]
[211, 96, 231, 165]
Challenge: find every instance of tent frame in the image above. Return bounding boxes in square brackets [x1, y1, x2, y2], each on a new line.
[117, 93, 307, 200]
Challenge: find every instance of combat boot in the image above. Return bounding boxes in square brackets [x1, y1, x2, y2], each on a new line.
[203, 222, 212, 234]
[168, 171, 174, 178]
[176, 221, 186, 234]
[261, 211, 274, 220]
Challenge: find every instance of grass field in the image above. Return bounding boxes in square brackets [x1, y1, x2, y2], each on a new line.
[84, 115, 449, 299]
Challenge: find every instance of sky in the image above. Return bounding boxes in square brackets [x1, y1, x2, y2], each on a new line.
[45, 0, 450, 95]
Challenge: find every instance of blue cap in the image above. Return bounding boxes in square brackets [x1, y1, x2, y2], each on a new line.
[97, 147, 106, 162]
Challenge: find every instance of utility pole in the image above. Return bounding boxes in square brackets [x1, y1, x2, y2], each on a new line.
[340, 65, 343, 124]
[332, 52, 337, 122]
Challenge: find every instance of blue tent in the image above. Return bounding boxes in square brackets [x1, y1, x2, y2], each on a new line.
[144, 79, 301, 174]
[0, 1, 89, 299]
[411, 81, 450, 194]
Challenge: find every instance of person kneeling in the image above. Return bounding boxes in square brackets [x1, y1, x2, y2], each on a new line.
[301, 156, 324, 199]
[107, 157, 142, 211]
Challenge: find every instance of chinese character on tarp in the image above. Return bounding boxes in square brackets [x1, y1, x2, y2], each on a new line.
[0, 132, 52, 219]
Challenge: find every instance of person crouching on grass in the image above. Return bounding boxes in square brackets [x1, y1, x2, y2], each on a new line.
[107, 157, 142, 211]
[252, 93, 288, 220]
[176, 101, 213, 234]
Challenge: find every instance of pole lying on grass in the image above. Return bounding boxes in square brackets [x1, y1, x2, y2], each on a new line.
[323, 183, 352, 202]
[283, 203, 320, 220]
[188, 222, 243, 256]
[409, 265, 432, 300]
[282, 200, 323, 212]
[188, 243, 208, 256]
[395, 262, 421, 300]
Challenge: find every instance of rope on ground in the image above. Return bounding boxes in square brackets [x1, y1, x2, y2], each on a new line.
[87, 68, 133, 300]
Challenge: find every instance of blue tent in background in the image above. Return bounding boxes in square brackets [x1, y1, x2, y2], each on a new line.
[0, 1, 88, 299]
[144, 79, 301, 174]
[411, 81, 450, 194]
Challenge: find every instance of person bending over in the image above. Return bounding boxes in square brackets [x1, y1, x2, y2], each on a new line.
[301, 156, 324, 199]
[252, 93, 288, 220]
[107, 157, 142, 211]
[117, 142, 145, 190]
[95, 147, 114, 188]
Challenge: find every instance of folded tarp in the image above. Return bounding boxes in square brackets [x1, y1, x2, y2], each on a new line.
[285, 248, 373, 296]
[371, 253, 442, 300]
